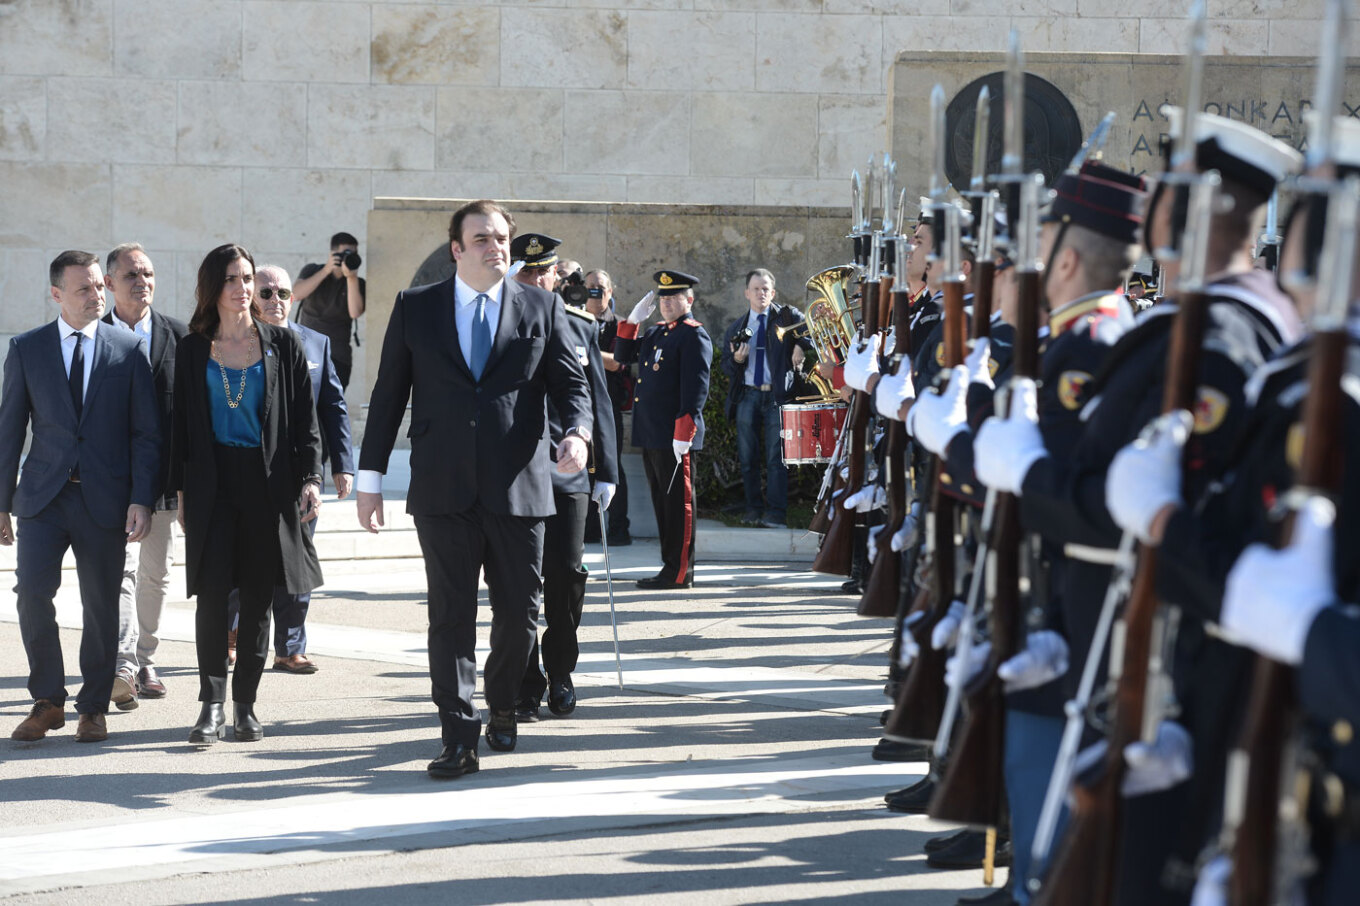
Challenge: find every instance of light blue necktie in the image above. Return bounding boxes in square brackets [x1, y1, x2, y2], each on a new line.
[470, 293, 491, 379]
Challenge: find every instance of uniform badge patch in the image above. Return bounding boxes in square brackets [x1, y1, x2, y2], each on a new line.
[576, 344, 588, 366]
[1057, 371, 1091, 410]
[988, 357, 1000, 379]
[1285, 420, 1305, 472]
[934, 342, 945, 367]
[1192, 387, 1230, 435]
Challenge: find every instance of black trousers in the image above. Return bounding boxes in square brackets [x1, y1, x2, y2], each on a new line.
[586, 397, 629, 539]
[642, 447, 696, 583]
[15, 482, 125, 714]
[414, 503, 544, 747]
[520, 491, 588, 701]
[194, 445, 281, 704]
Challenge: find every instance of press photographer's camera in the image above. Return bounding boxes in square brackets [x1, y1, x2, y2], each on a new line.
[559, 270, 589, 308]
[731, 326, 754, 350]
[333, 249, 362, 270]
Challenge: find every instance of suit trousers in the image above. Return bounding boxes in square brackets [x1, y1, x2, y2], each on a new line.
[15, 481, 126, 714]
[194, 445, 282, 704]
[224, 516, 316, 658]
[642, 447, 696, 584]
[116, 514, 176, 671]
[1004, 708, 1067, 905]
[586, 397, 630, 540]
[520, 491, 588, 701]
[414, 503, 544, 747]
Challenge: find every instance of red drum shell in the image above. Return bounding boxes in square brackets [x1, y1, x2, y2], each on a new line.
[780, 402, 848, 465]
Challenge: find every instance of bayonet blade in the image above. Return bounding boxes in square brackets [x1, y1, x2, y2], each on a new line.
[930, 84, 948, 201]
[850, 169, 863, 234]
[1068, 111, 1117, 172]
[1172, 0, 1207, 170]
[1307, 0, 1349, 169]
[971, 85, 992, 192]
[882, 153, 898, 235]
[1002, 29, 1024, 176]
[865, 156, 877, 231]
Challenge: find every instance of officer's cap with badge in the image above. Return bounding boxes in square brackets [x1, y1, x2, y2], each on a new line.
[510, 233, 561, 269]
[1043, 161, 1150, 245]
[654, 270, 699, 296]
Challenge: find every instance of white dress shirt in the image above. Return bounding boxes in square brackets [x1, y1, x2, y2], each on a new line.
[57, 316, 98, 398]
[109, 306, 153, 360]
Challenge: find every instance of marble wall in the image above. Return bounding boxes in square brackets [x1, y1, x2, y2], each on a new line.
[0, 0, 1344, 403]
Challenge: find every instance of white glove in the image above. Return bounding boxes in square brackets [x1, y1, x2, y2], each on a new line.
[842, 331, 881, 392]
[931, 600, 967, 650]
[1106, 410, 1192, 544]
[672, 438, 692, 462]
[1190, 855, 1231, 906]
[898, 628, 921, 670]
[964, 337, 994, 389]
[1220, 495, 1336, 666]
[867, 523, 885, 565]
[891, 503, 922, 552]
[882, 327, 897, 358]
[974, 378, 1046, 494]
[945, 639, 991, 689]
[875, 368, 916, 421]
[997, 630, 1070, 692]
[1122, 720, 1194, 796]
[842, 483, 886, 513]
[627, 291, 656, 325]
[591, 481, 616, 512]
[910, 365, 970, 456]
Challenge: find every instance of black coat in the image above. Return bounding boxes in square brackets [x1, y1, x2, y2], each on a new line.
[169, 322, 324, 597]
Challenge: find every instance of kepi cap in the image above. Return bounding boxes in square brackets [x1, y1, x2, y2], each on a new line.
[1042, 161, 1150, 245]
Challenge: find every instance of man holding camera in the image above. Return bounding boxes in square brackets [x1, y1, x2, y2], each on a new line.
[294, 231, 366, 389]
[721, 269, 810, 528]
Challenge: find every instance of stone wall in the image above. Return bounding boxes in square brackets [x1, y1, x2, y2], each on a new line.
[0, 0, 1344, 403]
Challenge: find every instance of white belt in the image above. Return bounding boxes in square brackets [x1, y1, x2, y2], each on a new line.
[1063, 543, 1122, 566]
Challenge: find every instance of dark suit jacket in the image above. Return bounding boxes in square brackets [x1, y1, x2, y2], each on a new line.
[291, 321, 355, 476]
[550, 305, 617, 495]
[360, 277, 592, 518]
[721, 302, 809, 420]
[102, 308, 189, 510]
[0, 320, 160, 529]
[169, 323, 323, 596]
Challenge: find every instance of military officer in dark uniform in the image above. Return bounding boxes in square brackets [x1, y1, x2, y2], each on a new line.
[613, 270, 712, 590]
[507, 233, 618, 720]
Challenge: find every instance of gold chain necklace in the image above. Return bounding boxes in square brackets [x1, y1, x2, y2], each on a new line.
[212, 326, 258, 410]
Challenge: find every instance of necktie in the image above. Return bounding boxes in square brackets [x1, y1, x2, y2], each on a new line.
[470, 293, 491, 380]
[754, 313, 766, 387]
[69, 332, 84, 420]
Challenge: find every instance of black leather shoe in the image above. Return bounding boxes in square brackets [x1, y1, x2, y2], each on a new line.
[925, 828, 972, 854]
[608, 532, 632, 546]
[956, 885, 1016, 905]
[872, 738, 931, 762]
[188, 702, 226, 745]
[840, 579, 864, 595]
[427, 743, 479, 779]
[515, 696, 541, 722]
[485, 709, 517, 751]
[233, 703, 263, 742]
[884, 775, 936, 813]
[635, 573, 693, 589]
[879, 708, 893, 726]
[547, 676, 576, 716]
[926, 831, 1011, 870]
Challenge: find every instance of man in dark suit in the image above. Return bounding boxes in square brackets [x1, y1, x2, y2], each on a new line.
[102, 243, 188, 705]
[721, 269, 811, 527]
[506, 234, 618, 721]
[257, 264, 354, 674]
[357, 200, 592, 779]
[2, 250, 160, 743]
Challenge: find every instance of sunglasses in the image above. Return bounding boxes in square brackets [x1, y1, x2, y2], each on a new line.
[258, 287, 292, 301]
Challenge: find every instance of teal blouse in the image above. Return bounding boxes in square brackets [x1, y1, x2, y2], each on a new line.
[207, 359, 264, 447]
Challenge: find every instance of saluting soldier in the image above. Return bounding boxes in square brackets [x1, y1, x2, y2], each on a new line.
[613, 271, 712, 590]
[507, 233, 618, 721]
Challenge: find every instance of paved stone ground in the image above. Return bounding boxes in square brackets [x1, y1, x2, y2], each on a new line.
[0, 486, 1008, 904]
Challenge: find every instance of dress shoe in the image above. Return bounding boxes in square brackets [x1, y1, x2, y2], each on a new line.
[926, 831, 1011, 870]
[547, 676, 577, 716]
[188, 702, 226, 745]
[12, 699, 64, 741]
[485, 709, 517, 752]
[427, 743, 480, 779]
[840, 578, 864, 595]
[608, 531, 632, 546]
[272, 654, 319, 674]
[515, 696, 542, 722]
[956, 885, 1016, 905]
[925, 828, 972, 855]
[879, 708, 892, 726]
[226, 628, 237, 666]
[138, 665, 167, 698]
[233, 703, 263, 742]
[872, 738, 931, 762]
[885, 775, 937, 813]
[111, 668, 139, 711]
[74, 712, 108, 742]
[635, 573, 693, 590]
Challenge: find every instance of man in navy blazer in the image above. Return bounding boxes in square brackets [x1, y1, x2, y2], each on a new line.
[358, 200, 592, 779]
[256, 264, 353, 673]
[1, 250, 160, 743]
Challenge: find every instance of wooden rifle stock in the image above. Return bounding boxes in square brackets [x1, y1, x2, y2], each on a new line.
[973, 259, 995, 341]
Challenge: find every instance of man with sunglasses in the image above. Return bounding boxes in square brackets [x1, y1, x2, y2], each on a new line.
[102, 243, 188, 705]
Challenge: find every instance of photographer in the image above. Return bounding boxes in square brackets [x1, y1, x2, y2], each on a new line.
[294, 231, 365, 389]
[583, 268, 632, 546]
[721, 269, 812, 528]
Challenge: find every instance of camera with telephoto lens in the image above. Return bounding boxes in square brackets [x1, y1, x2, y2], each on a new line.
[731, 326, 754, 351]
[333, 249, 362, 270]
[559, 270, 589, 308]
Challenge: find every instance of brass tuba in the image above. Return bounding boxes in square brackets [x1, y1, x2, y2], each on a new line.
[775, 265, 860, 401]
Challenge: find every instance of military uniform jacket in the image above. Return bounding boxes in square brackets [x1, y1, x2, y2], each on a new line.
[550, 304, 618, 494]
[615, 315, 713, 451]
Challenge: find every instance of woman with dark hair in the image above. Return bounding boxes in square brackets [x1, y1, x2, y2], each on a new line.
[170, 244, 324, 744]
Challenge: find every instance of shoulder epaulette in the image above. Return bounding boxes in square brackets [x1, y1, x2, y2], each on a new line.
[683, 317, 702, 327]
[565, 306, 596, 322]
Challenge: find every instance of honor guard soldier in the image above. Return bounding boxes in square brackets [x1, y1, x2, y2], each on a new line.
[507, 233, 618, 720]
[614, 270, 712, 589]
